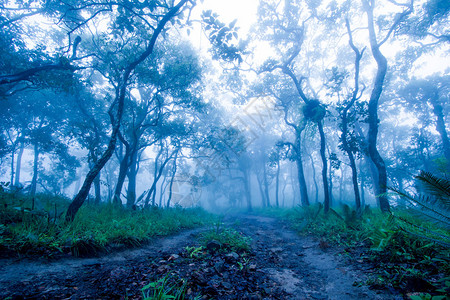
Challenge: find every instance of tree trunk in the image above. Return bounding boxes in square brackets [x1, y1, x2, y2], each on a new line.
[257, 174, 266, 207]
[328, 158, 333, 206]
[342, 19, 363, 214]
[282, 176, 287, 207]
[308, 153, 319, 203]
[10, 144, 15, 186]
[90, 153, 101, 205]
[360, 159, 366, 209]
[275, 160, 280, 207]
[290, 164, 296, 205]
[348, 152, 361, 212]
[317, 121, 330, 213]
[166, 153, 178, 208]
[126, 150, 138, 208]
[263, 162, 271, 207]
[432, 103, 450, 163]
[94, 173, 101, 205]
[66, 120, 121, 221]
[14, 143, 24, 187]
[159, 174, 167, 207]
[363, 0, 393, 213]
[243, 168, 252, 211]
[145, 148, 176, 207]
[30, 143, 39, 198]
[113, 144, 131, 205]
[295, 132, 309, 206]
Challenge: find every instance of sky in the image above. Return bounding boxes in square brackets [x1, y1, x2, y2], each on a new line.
[200, 0, 258, 34]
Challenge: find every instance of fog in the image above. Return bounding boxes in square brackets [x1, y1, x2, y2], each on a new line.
[0, 0, 448, 215]
[1, 1, 449, 299]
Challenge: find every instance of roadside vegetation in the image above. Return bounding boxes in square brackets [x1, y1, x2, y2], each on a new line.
[0, 189, 212, 258]
[266, 171, 450, 299]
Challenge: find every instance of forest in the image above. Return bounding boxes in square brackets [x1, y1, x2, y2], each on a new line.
[0, 0, 449, 299]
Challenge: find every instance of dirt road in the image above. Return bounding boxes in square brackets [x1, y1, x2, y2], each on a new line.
[0, 214, 402, 299]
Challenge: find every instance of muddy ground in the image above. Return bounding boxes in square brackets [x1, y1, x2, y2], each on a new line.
[0, 214, 404, 299]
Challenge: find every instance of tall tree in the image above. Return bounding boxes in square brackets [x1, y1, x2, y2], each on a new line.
[66, 0, 196, 221]
[362, 0, 412, 212]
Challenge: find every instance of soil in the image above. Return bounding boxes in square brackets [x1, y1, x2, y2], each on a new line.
[0, 214, 404, 299]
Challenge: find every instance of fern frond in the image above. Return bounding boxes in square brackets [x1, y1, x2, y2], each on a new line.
[416, 171, 450, 206]
[393, 215, 450, 242]
[398, 226, 450, 248]
[388, 187, 450, 227]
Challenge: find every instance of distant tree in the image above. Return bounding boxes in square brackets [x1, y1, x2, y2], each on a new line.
[399, 76, 450, 165]
[112, 41, 203, 207]
[326, 19, 366, 214]
[256, 0, 332, 210]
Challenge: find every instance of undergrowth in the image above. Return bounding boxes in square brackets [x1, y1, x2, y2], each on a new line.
[0, 191, 212, 257]
[274, 204, 450, 298]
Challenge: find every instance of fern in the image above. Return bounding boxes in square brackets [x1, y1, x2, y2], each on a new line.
[389, 187, 450, 227]
[416, 171, 450, 205]
[389, 170, 450, 247]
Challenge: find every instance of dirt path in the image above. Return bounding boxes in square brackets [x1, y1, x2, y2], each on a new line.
[227, 214, 402, 300]
[0, 214, 402, 299]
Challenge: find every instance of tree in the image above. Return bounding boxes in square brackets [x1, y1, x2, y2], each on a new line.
[362, 0, 413, 212]
[399, 76, 450, 165]
[65, 0, 196, 221]
[112, 40, 203, 207]
[256, 0, 333, 210]
[327, 19, 366, 214]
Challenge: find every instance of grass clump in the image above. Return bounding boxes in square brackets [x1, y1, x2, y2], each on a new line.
[0, 191, 213, 257]
[199, 220, 252, 253]
[142, 273, 201, 300]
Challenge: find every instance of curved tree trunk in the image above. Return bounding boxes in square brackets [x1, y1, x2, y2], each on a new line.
[257, 174, 267, 207]
[364, 0, 389, 212]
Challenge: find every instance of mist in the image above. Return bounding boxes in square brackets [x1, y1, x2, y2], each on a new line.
[0, 0, 449, 299]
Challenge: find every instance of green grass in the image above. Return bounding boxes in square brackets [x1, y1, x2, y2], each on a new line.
[198, 220, 252, 253]
[141, 273, 201, 300]
[0, 192, 213, 257]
